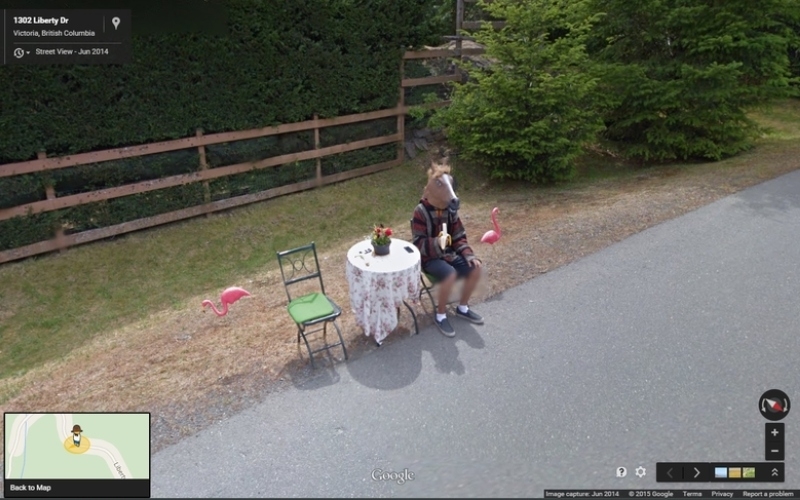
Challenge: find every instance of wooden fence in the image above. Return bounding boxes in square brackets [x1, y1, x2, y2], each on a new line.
[0, 47, 484, 264]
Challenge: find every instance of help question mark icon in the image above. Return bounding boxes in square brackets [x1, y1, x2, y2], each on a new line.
[616, 467, 627, 477]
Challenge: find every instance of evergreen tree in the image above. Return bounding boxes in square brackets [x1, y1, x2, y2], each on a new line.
[430, 0, 604, 183]
[590, 0, 799, 161]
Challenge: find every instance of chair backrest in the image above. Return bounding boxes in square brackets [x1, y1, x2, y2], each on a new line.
[276, 242, 325, 303]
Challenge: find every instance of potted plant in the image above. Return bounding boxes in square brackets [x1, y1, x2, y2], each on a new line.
[372, 224, 393, 255]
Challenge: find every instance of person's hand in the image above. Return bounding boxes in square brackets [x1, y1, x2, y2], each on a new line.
[470, 258, 482, 268]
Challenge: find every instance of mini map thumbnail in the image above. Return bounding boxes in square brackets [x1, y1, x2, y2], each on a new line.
[4, 413, 150, 480]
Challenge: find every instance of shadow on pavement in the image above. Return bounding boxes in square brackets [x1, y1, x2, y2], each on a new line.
[285, 317, 487, 392]
[345, 320, 486, 390]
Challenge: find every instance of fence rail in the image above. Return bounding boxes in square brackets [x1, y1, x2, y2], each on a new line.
[0, 47, 467, 264]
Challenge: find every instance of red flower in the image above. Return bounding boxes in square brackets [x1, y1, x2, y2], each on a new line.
[372, 224, 392, 246]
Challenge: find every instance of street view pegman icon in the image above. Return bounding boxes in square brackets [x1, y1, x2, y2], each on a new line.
[760, 389, 790, 421]
[63, 422, 91, 453]
[72, 424, 83, 447]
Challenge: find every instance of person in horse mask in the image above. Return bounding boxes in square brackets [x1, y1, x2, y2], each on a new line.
[411, 157, 483, 337]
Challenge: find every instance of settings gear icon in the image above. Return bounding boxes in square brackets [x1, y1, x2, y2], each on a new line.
[635, 466, 646, 478]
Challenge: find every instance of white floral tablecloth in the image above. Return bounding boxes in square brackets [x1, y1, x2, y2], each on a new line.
[345, 238, 421, 344]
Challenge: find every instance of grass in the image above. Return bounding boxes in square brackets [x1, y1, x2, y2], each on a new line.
[1, 99, 799, 385]
[750, 98, 800, 141]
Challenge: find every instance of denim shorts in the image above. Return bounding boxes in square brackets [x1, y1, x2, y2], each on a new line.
[423, 256, 474, 281]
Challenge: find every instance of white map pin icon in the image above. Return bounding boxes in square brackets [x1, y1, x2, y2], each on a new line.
[112, 17, 120, 30]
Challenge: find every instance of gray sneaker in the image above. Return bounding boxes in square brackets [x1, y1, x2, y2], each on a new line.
[455, 307, 484, 325]
[435, 316, 456, 337]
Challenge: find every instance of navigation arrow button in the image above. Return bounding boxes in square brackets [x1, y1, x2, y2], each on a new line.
[656, 462, 682, 482]
[694, 467, 701, 479]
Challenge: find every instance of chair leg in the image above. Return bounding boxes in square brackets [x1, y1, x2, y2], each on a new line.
[332, 320, 348, 360]
[421, 281, 437, 319]
[402, 300, 419, 335]
[297, 325, 316, 369]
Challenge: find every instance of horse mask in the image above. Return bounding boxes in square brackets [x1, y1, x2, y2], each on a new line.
[423, 159, 459, 215]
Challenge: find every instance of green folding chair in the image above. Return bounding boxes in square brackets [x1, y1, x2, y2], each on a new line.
[276, 242, 348, 369]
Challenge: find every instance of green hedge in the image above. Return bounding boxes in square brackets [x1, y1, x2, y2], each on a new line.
[208, 161, 318, 201]
[206, 132, 315, 169]
[0, 213, 59, 251]
[320, 117, 397, 147]
[0, 0, 446, 253]
[1, 174, 48, 210]
[63, 184, 208, 233]
[50, 150, 201, 197]
[321, 144, 398, 176]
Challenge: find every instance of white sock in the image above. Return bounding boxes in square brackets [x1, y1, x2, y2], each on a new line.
[458, 304, 469, 313]
[436, 313, 447, 322]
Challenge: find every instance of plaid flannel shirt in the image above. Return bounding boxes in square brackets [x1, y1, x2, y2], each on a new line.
[411, 198, 476, 265]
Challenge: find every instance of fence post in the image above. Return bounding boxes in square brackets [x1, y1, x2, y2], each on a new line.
[314, 114, 322, 187]
[39, 151, 66, 251]
[196, 128, 211, 216]
[455, 0, 464, 56]
[397, 54, 405, 163]
[455, 0, 464, 80]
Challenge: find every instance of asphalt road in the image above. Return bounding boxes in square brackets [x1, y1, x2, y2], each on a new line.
[151, 170, 800, 498]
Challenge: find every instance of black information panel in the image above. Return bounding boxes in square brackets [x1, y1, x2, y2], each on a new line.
[544, 490, 800, 498]
[4, 479, 149, 498]
[657, 462, 784, 482]
[3, 9, 132, 65]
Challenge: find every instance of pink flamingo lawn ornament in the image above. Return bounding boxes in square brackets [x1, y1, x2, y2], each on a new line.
[480, 207, 502, 260]
[202, 286, 251, 316]
[481, 207, 502, 245]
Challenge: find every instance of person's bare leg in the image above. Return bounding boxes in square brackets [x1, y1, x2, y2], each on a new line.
[460, 265, 481, 306]
[437, 272, 456, 314]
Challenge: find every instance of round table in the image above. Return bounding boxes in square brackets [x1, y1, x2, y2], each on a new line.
[345, 238, 421, 345]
